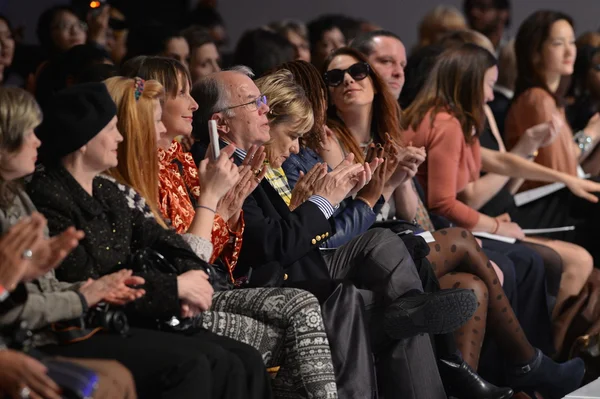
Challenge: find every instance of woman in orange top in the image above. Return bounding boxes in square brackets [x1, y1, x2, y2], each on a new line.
[120, 56, 249, 278]
[506, 10, 600, 188]
[402, 43, 598, 398]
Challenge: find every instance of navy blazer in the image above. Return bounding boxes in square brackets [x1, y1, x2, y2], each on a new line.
[191, 142, 333, 287]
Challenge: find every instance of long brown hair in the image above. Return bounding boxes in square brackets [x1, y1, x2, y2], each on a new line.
[323, 47, 402, 163]
[514, 10, 574, 105]
[402, 43, 497, 143]
[121, 56, 192, 99]
[104, 76, 167, 228]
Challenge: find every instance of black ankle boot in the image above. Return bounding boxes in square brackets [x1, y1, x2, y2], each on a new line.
[507, 349, 585, 399]
[438, 358, 513, 399]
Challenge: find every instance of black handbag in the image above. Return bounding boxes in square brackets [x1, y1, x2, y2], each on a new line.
[128, 247, 233, 291]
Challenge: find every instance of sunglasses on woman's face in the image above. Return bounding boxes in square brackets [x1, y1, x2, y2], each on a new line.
[324, 62, 370, 87]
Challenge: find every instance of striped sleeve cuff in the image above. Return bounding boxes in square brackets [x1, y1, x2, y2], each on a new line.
[308, 195, 336, 219]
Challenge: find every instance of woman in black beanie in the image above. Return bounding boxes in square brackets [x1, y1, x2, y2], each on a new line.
[27, 82, 273, 399]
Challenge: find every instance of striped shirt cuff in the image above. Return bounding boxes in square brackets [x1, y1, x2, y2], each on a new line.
[308, 195, 336, 219]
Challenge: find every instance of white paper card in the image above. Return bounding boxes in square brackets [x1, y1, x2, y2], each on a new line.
[523, 226, 575, 235]
[472, 232, 517, 244]
[514, 182, 565, 207]
[416, 231, 435, 243]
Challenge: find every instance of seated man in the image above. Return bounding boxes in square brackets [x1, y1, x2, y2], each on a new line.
[189, 66, 477, 399]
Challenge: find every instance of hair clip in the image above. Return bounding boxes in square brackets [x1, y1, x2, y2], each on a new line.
[134, 77, 145, 101]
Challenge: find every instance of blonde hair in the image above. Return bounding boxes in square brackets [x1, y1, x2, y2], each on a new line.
[103, 76, 167, 228]
[418, 5, 468, 48]
[256, 69, 314, 160]
[0, 87, 42, 207]
[0, 87, 42, 154]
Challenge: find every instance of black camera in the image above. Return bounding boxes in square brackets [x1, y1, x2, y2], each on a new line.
[85, 303, 129, 336]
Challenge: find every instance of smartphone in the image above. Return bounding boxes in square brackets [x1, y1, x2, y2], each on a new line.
[88, 0, 106, 17]
[208, 120, 220, 161]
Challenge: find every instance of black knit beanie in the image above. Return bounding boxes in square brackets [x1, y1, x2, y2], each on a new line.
[36, 82, 117, 165]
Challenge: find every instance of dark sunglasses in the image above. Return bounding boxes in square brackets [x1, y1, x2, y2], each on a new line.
[324, 62, 370, 87]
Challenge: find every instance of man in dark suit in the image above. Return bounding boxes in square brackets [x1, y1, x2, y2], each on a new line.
[190, 67, 477, 398]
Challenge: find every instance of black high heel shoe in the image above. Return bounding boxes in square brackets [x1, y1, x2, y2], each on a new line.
[438, 358, 514, 399]
[507, 349, 585, 399]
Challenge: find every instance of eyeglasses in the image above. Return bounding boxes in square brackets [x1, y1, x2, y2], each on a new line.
[218, 94, 268, 112]
[323, 62, 370, 87]
[52, 21, 88, 33]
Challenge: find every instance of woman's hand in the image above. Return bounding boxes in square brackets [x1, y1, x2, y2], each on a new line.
[0, 214, 48, 290]
[563, 176, 600, 203]
[198, 144, 240, 205]
[521, 112, 562, 150]
[290, 163, 327, 211]
[357, 156, 387, 207]
[78, 270, 145, 307]
[496, 222, 525, 240]
[176, 270, 213, 312]
[0, 350, 61, 399]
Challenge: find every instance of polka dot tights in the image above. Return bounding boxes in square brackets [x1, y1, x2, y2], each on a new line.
[427, 228, 535, 369]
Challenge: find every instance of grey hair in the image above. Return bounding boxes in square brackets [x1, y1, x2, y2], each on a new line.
[191, 65, 255, 141]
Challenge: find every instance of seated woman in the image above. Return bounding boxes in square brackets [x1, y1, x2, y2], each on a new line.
[263, 64, 513, 399]
[403, 38, 599, 335]
[506, 11, 600, 265]
[433, 30, 588, 339]
[402, 43, 591, 398]
[275, 55, 574, 396]
[0, 86, 270, 399]
[102, 74, 338, 398]
[0, 214, 136, 399]
[25, 82, 274, 399]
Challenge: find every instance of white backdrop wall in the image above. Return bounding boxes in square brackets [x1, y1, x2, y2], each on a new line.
[4, 0, 600, 50]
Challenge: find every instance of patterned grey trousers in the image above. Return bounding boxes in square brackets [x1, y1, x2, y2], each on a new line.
[198, 288, 338, 399]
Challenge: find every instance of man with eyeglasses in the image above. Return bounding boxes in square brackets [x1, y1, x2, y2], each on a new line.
[190, 66, 477, 399]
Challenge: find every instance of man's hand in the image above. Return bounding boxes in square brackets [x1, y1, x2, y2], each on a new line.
[312, 154, 365, 206]
[290, 163, 327, 211]
[216, 145, 267, 227]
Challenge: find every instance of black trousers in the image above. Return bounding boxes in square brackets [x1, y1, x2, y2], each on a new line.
[322, 228, 446, 399]
[39, 328, 272, 399]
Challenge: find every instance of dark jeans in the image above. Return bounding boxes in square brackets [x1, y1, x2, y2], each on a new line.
[322, 228, 446, 399]
[39, 328, 272, 399]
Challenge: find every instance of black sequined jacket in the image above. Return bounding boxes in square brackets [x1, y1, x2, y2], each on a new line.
[27, 166, 205, 320]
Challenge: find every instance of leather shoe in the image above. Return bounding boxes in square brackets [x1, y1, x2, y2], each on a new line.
[383, 288, 477, 339]
[439, 358, 513, 399]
